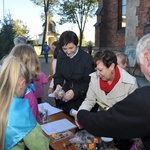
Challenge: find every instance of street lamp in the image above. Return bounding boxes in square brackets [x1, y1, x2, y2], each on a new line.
[3, 0, 5, 18]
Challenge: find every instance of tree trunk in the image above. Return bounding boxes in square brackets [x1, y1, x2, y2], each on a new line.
[79, 29, 83, 48]
[41, 9, 48, 55]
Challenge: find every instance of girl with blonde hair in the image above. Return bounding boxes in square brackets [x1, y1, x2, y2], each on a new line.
[10, 44, 40, 122]
[0, 55, 49, 150]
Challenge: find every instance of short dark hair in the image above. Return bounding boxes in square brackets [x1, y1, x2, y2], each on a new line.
[59, 31, 78, 49]
[94, 50, 117, 68]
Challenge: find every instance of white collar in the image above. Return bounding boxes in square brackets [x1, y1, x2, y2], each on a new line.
[67, 47, 79, 59]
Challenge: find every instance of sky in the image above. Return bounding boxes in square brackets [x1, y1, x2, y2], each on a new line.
[0, 0, 96, 42]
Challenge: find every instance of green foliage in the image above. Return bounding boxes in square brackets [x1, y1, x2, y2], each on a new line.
[30, 0, 58, 8]
[0, 14, 29, 60]
[58, 0, 97, 25]
[0, 14, 16, 60]
[13, 19, 29, 37]
[58, 0, 97, 47]
[30, 0, 58, 20]
[40, 11, 53, 22]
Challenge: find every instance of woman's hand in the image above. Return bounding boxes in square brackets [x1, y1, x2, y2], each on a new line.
[63, 90, 74, 101]
[54, 84, 62, 93]
[48, 87, 53, 94]
[75, 117, 83, 129]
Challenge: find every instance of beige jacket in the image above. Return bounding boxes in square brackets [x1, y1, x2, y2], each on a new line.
[78, 67, 138, 111]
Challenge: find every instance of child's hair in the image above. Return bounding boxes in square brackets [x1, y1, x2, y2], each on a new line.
[52, 41, 58, 47]
[52, 41, 60, 59]
[10, 44, 40, 79]
[53, 47, 60, 59]
[0, 55, 30, 150]
[116, 52, 129, 72]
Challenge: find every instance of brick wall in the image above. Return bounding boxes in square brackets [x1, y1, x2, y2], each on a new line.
[136, 1, 150, 39]
[96, 0, 125, 51]
[96, 0, 150, 51]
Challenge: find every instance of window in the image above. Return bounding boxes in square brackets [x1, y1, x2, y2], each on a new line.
[118, 0, 126, 31]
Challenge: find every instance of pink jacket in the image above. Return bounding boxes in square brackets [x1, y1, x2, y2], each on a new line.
[24, 83, 40, 123]
[33, 71, 49, 98]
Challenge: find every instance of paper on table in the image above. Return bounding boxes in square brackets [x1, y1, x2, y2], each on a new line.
[41, 118, 77, 135]
[38, 102, 62, 116]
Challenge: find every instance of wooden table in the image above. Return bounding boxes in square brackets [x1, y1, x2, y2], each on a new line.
[43, 112, 78, 150]
[42, 112, 119, 150]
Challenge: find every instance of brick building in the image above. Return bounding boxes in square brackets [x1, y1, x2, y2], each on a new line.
[95, 0, 150, 66]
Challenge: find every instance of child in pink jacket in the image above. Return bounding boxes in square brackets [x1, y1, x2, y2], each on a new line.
[33, 71, 49, 104]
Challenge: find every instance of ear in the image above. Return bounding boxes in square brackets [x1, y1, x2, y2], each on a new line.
[144, 50, 150, 67]
[18, 77, 26, 89]
[123, 63, 127, 69]
[110, 63, 115, 71]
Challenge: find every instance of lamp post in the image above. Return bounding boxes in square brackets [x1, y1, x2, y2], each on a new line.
[3, 0, 5, 18]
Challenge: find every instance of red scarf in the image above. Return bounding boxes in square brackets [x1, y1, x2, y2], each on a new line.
[100, 66, 120, 94]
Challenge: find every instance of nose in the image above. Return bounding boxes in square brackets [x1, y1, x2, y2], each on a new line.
[65, 50, 70, 54]
[96, 70, 100, 76]
[65, 50, 71, 56]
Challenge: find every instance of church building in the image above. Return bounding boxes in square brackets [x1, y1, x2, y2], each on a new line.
[95, 0, 150, 66]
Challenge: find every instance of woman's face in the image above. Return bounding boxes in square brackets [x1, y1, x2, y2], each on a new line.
[16, 77, 28, 97]
[62, 42, 77, 57]
[95, 60, 115, 82]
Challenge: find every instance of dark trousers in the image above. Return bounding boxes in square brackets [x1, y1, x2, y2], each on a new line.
[44, 54, 48, 63]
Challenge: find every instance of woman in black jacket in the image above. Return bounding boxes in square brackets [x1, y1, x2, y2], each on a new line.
[53, 31, 94, 116]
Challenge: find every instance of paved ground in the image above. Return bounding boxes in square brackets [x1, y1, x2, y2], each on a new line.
[40, 57, 56, 106]
[40, 57, 150, 106]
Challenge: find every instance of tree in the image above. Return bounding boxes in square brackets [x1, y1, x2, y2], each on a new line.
[30, 0, 58, 52]
[13, 19, 29, 37]
[58, 0, 97, 47]
[0, 14, 29, 60]
[0, 14, 16, 59]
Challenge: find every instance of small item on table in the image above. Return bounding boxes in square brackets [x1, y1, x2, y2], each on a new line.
[86, 136, 96, 150]
[39, 107, 48, 123]
[50, 131, 73, 143]
[63, 141, 72, 148]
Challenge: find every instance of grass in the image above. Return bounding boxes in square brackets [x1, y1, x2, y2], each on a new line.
[38, 54, 53, 58]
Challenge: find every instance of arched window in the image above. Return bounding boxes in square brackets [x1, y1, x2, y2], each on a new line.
[118, 0, 126, 31]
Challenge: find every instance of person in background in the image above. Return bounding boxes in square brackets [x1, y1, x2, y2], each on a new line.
[33, 71, 49, 104]
[87, 44, 93, 55]
[13, 36, 26, 46]
[48, 43, 62, 107]
[42, 41, 50, 63]
[77, 33, 150, 150]
[10, 44, 40, 122]
[116, 51, 130, 73]
[51, 41, 59, 52]
[48, 41, 60, 93]
[0, 55, 49, 150]
[48, 41, 59, 82]
[53, 31, 94, 116]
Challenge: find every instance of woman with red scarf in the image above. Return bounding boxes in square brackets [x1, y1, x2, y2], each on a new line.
[77, 50, 138, 112]
[75, 50, 138, 149]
